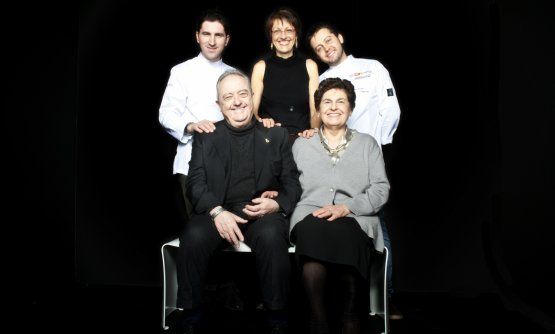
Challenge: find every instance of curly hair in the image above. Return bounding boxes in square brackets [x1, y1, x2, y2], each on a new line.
[314, 78, 356, 111]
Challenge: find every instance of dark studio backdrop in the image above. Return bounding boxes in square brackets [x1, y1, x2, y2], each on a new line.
[6, 0, 554, 329]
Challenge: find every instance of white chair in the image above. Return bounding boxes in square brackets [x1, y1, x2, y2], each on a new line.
[161, 238, 180, 330]
[369, 246, 390, 334]
[161, 239, 389, 334]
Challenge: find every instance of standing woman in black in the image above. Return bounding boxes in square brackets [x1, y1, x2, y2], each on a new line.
[251, 8, 320, 140]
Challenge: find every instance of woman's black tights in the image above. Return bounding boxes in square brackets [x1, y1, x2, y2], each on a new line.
[302, 260, 365, 334]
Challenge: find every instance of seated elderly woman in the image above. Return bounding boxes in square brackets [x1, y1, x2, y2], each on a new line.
[289, 78, 390, 334]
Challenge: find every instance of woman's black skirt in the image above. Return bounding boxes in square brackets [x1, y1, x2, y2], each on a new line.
[291, 214, 374, 279]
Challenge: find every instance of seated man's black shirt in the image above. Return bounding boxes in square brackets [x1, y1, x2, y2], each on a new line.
[224, 120, 256, 217]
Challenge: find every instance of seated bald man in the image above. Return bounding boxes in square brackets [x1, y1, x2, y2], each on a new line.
[177, 69, 301, 334]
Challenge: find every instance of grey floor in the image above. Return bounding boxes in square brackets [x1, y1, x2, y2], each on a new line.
[24, 283, 553, 334]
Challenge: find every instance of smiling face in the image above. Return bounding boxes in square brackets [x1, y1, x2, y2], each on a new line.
[271, 19, 297, 58]
[310, 28, 347, 67]
[196, 20, 230, 62]
[217, 74, 254, 128]
[317, 88, 352, 129]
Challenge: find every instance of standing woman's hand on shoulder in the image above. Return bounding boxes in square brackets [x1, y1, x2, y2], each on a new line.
[259, 118, 280, 128]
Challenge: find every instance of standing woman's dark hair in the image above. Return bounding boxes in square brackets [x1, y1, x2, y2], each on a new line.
[250, 7, 320, 139]
[264, 8, 301, 46]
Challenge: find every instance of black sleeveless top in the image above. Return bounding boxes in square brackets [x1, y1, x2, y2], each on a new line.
[259, 52, 310, 134]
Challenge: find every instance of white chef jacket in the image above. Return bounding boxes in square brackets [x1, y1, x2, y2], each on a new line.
[320, 55, 400, 146]
[159, 53, 234, 175]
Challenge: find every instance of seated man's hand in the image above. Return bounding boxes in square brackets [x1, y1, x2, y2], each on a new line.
[243, 197, 279, 219]
[187, 119, 216, 134]
[298, 128, 317, 139]
[213, 211, 248, 247]
[258, 118, 281, 128]
[260, 190, 278, 199]
[312, 204, 351, 221]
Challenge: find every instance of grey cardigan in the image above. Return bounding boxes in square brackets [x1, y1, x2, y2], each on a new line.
[290, 131, 390, 252]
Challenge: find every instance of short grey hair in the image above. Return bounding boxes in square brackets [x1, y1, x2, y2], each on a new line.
[216, 69, 252, 97]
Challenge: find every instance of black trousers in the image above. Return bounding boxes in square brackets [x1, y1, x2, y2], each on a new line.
[175, 174, 193, 220]
[177, 212, 291, 310]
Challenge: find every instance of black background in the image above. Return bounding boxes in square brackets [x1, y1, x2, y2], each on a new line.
[6, 0, 554, 330]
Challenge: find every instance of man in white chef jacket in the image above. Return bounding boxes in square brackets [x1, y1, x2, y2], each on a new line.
[307, 22, 403, 319]
[307, 23, 400, 146]
[159, 10, 234, 218]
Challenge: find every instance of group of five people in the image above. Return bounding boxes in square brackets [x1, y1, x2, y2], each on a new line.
[159, 8, 401, 334]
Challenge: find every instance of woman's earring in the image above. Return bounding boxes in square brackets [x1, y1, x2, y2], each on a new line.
[270, 43, 273, 50]
[295, 39, 298, 48]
